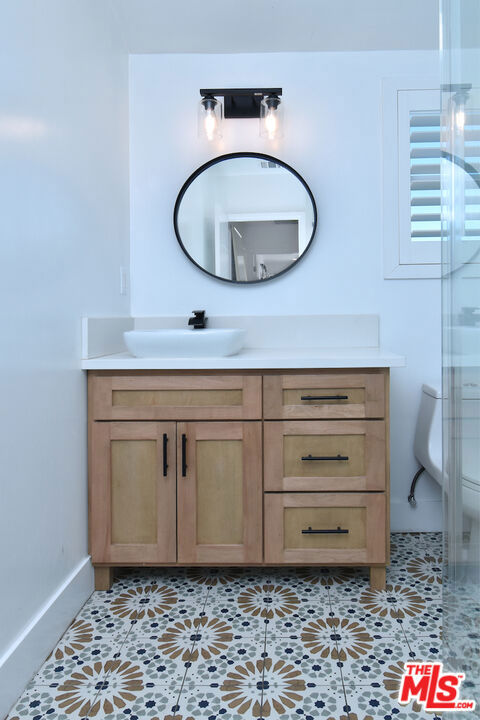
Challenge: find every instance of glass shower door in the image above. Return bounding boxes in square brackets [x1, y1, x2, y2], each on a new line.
[441, 0, 480, 714]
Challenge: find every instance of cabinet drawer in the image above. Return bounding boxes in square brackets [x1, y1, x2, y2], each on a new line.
[91, 374, 262, 420]
[264, 493, 386, 564]
[263, 372, 385, 419]
[264, 421, 386, 491]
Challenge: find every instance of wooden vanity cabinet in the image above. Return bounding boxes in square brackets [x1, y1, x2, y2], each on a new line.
[88, 368, 389, 591]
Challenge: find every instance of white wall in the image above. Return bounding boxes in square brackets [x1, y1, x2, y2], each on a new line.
[0, 2, 129, 714]
[130, 50, 442, 532]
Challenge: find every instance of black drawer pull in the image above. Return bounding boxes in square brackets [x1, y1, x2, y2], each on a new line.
[301, 454, 349, 462]
[300, 394, 349, 401]
[162, 433, 168, 477]
[302, 526, 349, 535]
[181, 434, 187, 477]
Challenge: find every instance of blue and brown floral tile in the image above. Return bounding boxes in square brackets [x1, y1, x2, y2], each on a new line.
[257, 670, 347, 720]
[262, 599, 335, 638]
[79, 584, 198, 642]
[106, 636, 192, 686]
[178, 663, 347, 719]
[127, 601, 208, 641]
[30, 628, 125, 687]
[396, 600, 443, 638]
[11, 658, 180, 719]
[203, 568, 275, 599]
[327, 600, 407, 639]
[407, 635, 443, 663]
[186, 639, 267, 685]
[118, 614, 265, 688]
[269, 586, 411, 639]
[203, 584, 293, 638]
[268, 613, 411, 686]
[123, 586, 208, 639]
[7, 684, 100, 720]
[388, 554, 443, 604]
[7, 532, 456, 720]
[336, 635, 416, 685]
[90, 667, 181, 718]
[262, 566, 358, 596]
[76, 594, 137, 637]
[184, 566, 249, 590]
[264, 635, 345, 685]
[390, 532, 442, 551]
[323, 569, 371, 601]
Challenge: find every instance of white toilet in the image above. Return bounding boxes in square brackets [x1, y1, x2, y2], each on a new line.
[414, 382, 480, 559]
[414, 383, 443, 486]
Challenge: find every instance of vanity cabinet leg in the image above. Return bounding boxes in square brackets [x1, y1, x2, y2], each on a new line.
[369, 566, 386, 590]
[94, 567, 113, 591]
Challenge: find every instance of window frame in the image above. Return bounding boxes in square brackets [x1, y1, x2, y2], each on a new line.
[382, 76, 441, 279]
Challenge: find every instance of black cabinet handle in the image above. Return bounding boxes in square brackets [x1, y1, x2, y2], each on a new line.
[302, 526, 349, 535]
[301, 454, 349, 461]
[181, 434, 187, 476]
[162, 433, 168, 476]
[300, 394, 349, 401]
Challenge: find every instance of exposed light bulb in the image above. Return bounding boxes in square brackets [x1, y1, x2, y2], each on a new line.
[264, 108, 277, 140]
[198, 95, 222, 141]
[204, 108, 217, 141]
[260, 94, 283, 140]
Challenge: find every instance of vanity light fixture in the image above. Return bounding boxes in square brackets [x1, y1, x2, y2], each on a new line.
[198, 88, 283, 141]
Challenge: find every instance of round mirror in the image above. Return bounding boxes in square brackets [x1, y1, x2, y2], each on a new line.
[173, 152, 317, 283]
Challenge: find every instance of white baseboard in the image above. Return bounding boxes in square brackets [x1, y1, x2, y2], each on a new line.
[390, 498, 443, 532]
[0, 557, 94, 718]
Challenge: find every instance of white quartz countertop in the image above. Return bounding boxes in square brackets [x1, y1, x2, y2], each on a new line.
[81, 315, 406, 370]
[81, 346, 405, 370]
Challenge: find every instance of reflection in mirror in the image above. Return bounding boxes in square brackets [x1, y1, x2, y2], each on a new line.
[174, 154, 316, 283]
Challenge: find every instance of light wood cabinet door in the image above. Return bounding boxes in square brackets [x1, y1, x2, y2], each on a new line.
[264, 420, 386, 492]
[90, 422, 176, 564]
[177, 422, 263, 564]
[264, 492, 386, 565]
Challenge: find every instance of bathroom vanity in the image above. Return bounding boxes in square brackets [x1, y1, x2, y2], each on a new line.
[84, 316, 404, 592]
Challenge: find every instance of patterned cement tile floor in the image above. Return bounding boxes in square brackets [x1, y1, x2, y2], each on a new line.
[7, 532, 445, 720]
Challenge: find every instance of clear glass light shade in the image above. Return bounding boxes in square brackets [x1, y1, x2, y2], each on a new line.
[198, 96, 223, 141]
[260, 95, 283, 140]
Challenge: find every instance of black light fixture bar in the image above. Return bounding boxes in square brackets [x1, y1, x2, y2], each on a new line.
[200, 88, 282, 119]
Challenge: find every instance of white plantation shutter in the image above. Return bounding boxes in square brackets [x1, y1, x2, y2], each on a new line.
[410, 109, 480, 254]
[410, 111, 442, 243]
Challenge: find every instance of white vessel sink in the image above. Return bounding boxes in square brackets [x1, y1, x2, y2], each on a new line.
[124, 328, 246, 358]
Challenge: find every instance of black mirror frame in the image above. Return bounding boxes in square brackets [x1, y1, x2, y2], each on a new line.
[173, 152, 317, 284]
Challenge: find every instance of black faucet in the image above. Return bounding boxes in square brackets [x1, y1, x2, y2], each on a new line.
[188, 310, 208, 330]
